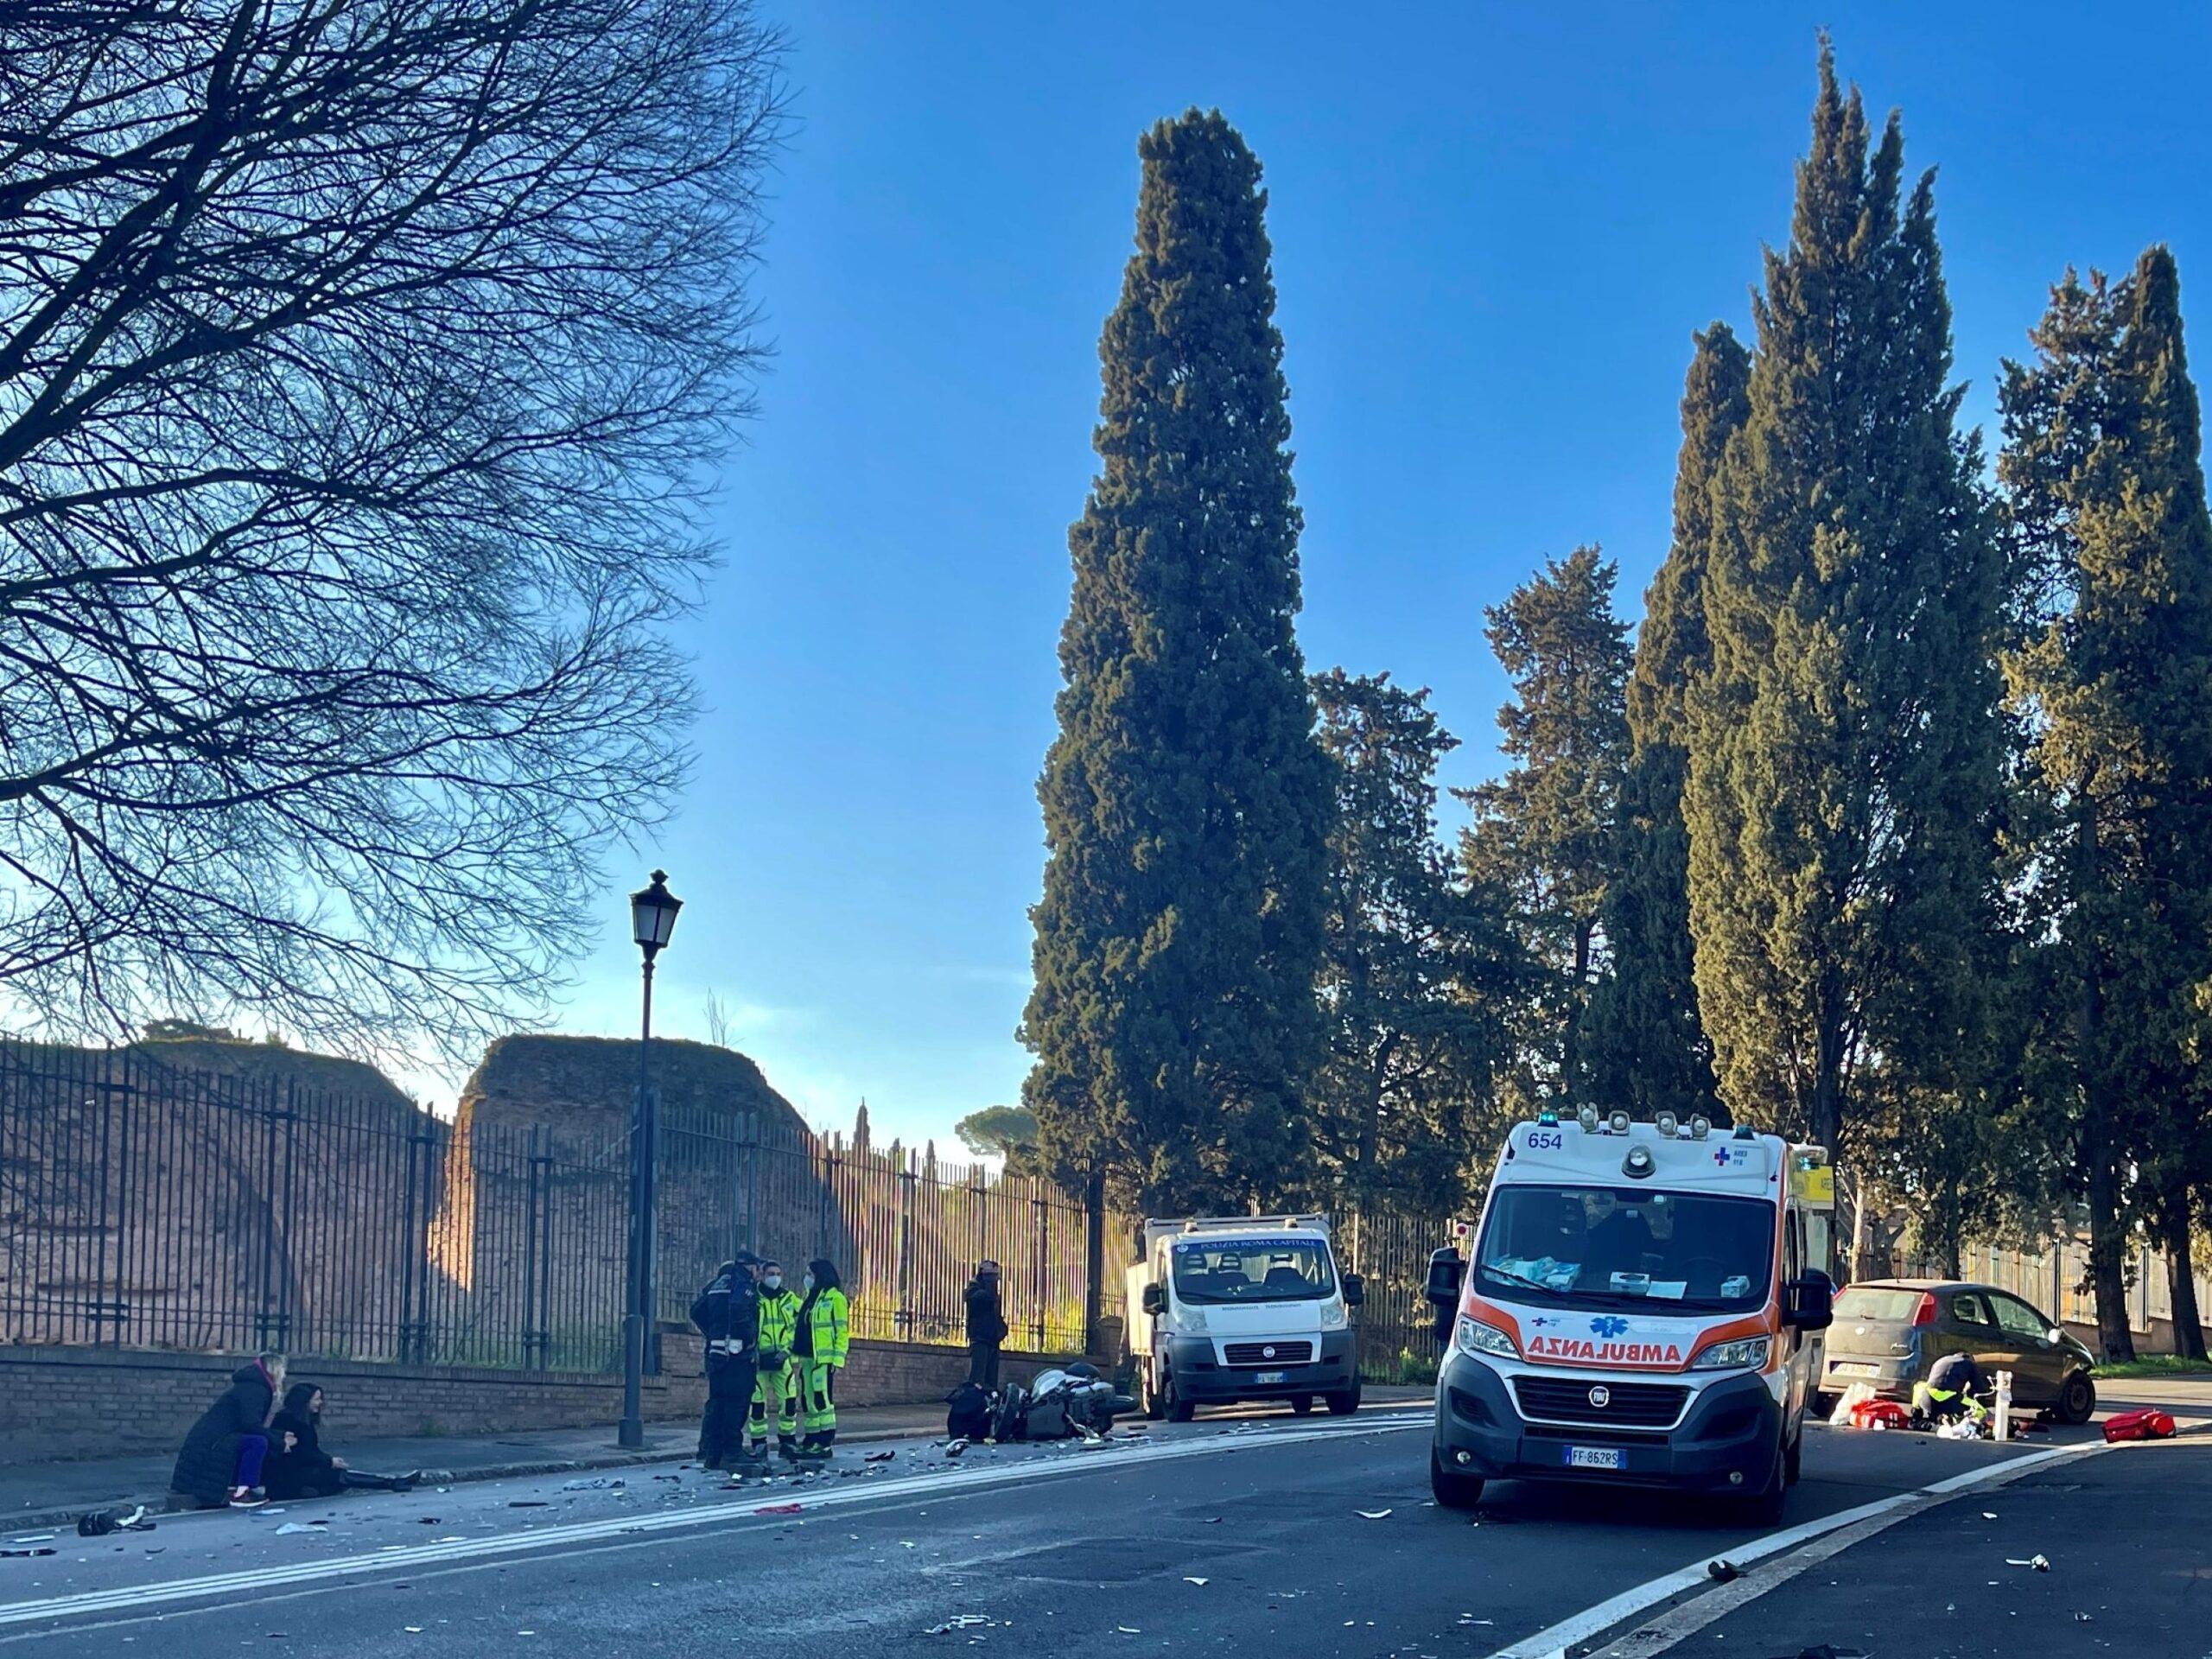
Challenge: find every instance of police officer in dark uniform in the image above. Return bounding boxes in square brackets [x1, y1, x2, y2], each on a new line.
[690, 1249, 764, 1471]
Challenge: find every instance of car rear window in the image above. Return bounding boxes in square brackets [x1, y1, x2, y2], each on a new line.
[1833, 1287, 1923, 1322]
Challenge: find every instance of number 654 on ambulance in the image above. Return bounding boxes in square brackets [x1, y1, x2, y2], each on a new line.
[1425, 1111, 1835, 1522]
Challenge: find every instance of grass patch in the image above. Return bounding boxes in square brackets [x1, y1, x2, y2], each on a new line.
[2095, 1354, 2212, 1378]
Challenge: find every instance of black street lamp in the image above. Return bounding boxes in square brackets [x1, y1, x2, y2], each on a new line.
[619, 868, 682, 1449]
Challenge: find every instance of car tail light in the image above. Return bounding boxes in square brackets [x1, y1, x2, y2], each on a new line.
[1911, 1293, 1938, 1327]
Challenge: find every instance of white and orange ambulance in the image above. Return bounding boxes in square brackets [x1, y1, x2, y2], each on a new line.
[1426, 1110, 1835, 1522]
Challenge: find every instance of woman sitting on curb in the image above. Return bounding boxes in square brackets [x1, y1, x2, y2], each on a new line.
[264, 1383, 422, 1500]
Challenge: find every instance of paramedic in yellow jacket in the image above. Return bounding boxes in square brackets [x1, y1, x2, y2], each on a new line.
[791, 1256, 849, 1460]
[749, 1259, 803, 1459]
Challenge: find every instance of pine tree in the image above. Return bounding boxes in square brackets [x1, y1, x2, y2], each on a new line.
[1459, 546, 1632, 1107]
[1683, 47, 2005, 1221]
[2001, 249, 2212, 1360]
[1020, 111, 1334, 1220]
[1311, 670, 1523, 1212]
[1584, 324, 1750, 1122]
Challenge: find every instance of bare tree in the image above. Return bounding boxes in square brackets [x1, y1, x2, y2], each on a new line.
[702, 988, 731, 1049]
[0, 0, 785, 1057]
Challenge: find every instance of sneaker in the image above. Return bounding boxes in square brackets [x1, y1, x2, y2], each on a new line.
[228, 1487, 266, 1509]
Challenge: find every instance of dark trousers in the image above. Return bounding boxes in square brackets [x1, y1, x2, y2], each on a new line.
[700, 1352, 757, 1466]
[967, 1342, 1001, 1389]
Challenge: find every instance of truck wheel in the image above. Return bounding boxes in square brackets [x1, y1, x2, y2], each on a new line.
[1164, 1371, 1194, 1423]
[1430, 1448, 1485, 1510]
[1140, 1363, 1166, 1421]
[1325, 1381, 1362, 1416]
[2056, 1371, 2095, 1426]
[1289, 1395, 1313, 1415]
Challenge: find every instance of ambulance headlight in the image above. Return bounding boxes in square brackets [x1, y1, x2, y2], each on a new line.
[1177, 1306, 1209, 1337]
[1688, 1336, 1770, 1371]
[1455, 1316, 1520, 1361]
[1319, 1298, 1348, 1332]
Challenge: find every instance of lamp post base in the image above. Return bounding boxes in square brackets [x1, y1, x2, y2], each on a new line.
[618, 1312, 647, 1449]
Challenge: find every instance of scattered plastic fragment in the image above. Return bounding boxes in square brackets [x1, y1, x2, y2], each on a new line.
[1707, 1559, 1740, 1583]
[506, 1501, 550, 1509]
[560, 1477, 625, 1491]
[754, 1503, 804, 1516]
[1184, 1577, 1209, 1586]
[1356, 1509, 1392, 1520]
[0, 1548, 54, 1558]
[866, 1451, 897, 1463]
[924, 1616, 992, 1636]
[273, 1523, 327, 1536]
[944, 1440, 969, 1458]
[1116, 1627, 1141, 1636]
[2004, 1555, 2050, 1572]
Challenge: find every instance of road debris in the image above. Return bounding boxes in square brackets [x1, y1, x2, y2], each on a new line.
[560, 1477, 625, 1491]
[923, 1616, 993, 1636]
[754, 1503, 804, 1516]
[1184, 1577, 1209, 1586]
[506, 1501, 550, 1509]
[944, 1439, 969, 1457]
[867, 1451, 898, 1463]
[1356, 1509, 1392, 1520]
[273, 1523, 327, 1536]
[1707, 1559, 1740, 1583]
[2004, 1554, 2051, 1572]
[0, 1548, 55, 1558]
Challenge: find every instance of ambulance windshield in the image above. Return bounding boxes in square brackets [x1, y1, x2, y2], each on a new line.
[1474, 1185, 1772, 1313]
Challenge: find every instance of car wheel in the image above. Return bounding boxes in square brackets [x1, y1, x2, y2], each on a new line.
[1430, 1448, 1485, 1510]
[1164, 1370, 1194, 1423]
[2056, 1371, 2095, 1426]
[1325, 1381, 1362, 1416]
[1289, 1395, 1313, 1415]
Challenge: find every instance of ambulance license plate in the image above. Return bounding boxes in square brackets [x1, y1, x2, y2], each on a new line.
[1254, 1370, 1287, 1384]
[1565, 1446, 1622, 1471]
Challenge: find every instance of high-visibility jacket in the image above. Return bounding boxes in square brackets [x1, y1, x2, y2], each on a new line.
[757, 1288, 801, 1358]
[793, 1286, 850, 1366]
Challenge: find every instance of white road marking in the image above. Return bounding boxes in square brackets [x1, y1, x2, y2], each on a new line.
[1483, 1438, 2114, 1659]
[0, 1417, 1426, 1630]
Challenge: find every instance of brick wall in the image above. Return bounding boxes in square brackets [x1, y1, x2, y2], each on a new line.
[0, 1332, 1084, 1465]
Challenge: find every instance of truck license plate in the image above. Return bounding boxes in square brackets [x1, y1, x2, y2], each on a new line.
[1254, 1370, 1287, 1384]
[1566, 1446, 1622, 1471]
[1835, 1363, 1879, 1377]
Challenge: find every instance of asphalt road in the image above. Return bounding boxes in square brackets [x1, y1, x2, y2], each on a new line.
[0, 1401, 2171, 1658]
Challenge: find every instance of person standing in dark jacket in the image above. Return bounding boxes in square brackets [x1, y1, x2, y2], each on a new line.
[963, 1260, 1007, 1389]
[264, 1384, 421, 1500]
[690, 1250, 763, 1471]
[170, 1354, 285, 1508]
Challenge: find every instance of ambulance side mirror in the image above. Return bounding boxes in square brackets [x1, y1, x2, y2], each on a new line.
[1785, 1269, 1834, 1332]
[1141, 1283, 1166, 1318]
[1424, 1249, 1465, 1308]
[1341, 1273, 1364, 1308]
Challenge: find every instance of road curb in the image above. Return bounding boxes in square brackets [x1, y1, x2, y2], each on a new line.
[3, 1422, 927, 1538]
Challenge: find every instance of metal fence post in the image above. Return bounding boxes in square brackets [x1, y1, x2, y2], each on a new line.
[896, 1155, 917, 1343]
[1031, 1193, 1047, 1352]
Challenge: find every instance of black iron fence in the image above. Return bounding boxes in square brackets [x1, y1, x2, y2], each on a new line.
[0, 1039, 1101, 1372]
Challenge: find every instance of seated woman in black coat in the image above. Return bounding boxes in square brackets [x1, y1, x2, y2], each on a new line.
[171, 1355, 284, 1508]
[264, 1384, 420, 1500]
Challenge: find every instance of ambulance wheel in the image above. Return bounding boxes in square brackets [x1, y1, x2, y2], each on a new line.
[2056, 1371, 2095, 1426]
[1783, 1422, 1802, 1486]
[1289, 1395, 1313, 1415]
[1325, 1382, 1362, 1416]
[1430, 1448, 1485, 1510]
[1740, 1439, 1788, 1527]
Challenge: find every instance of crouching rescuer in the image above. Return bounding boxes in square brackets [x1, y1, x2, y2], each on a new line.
[1910, 1351, 1990, 1427]
[791, 1257, 849, 1459]
[751, 1259, 802, 1459]
[691, 1251, 763, 1471]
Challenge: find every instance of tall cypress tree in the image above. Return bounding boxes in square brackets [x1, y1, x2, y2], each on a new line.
[2002, 248, 2212, 1360]
[1684, 47, 2005, 1206]
[1584, 324, 1750, 1122]
[1460, 546, 1632, 1107]
[1020, 111, 1334, 1219]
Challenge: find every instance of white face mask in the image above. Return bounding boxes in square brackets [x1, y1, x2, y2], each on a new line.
[803, 1274, 815, 1292]
[762, 1274, 782, 1291]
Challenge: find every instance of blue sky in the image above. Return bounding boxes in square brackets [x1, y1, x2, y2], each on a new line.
[460, 3, 2212, 1147]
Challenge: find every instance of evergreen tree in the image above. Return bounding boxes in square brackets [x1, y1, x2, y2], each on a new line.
[1584, 324, 1750, 1122]
[1020, 111, 1334, 1219]
[1311, 670, 1523, 1213]
[1684, 47, 2005, 1217]
[2001, 249, 2212, 1360]
[1460, 546, 1632, 1107]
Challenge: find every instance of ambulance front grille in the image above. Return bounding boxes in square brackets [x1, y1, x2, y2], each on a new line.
[1511, 1376, 1688, 1427]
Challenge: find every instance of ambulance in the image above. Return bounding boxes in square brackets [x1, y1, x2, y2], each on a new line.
[1426, 1110, 1835, 1521]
